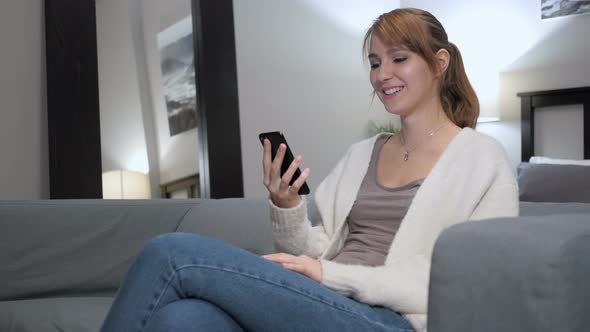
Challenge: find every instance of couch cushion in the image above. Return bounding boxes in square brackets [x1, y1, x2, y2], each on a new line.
[0, 296, 113, 332]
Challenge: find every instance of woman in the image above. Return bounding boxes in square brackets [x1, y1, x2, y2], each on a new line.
[101, 8, 518, 332]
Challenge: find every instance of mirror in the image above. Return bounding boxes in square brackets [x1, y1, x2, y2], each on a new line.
[45, 0, 242, 199]
[96, 0, 199, 199]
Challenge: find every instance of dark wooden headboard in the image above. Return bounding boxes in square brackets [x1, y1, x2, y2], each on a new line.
[517, 87, 590, 162]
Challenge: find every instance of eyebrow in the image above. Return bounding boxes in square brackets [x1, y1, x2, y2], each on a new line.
[368, 48, 407, 59]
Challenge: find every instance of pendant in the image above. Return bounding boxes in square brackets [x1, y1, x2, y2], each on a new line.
[403, 151, 410, 161]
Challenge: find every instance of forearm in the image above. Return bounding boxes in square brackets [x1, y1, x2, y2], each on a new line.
[269, 198, 330, 257]
[319, 254, 430, 314]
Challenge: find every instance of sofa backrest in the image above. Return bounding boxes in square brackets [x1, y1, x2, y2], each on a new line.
[177, 197, 274, 255]
[0, 199, 204, 300]
[0, 197, 312, 301]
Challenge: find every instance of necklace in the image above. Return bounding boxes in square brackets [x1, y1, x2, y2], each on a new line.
[399, 122, 448, 161]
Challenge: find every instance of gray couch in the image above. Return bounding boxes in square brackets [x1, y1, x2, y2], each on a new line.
[1, 198, 589, 332]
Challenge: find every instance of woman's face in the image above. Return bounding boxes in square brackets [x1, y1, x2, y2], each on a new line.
[369, 35, 439, 117]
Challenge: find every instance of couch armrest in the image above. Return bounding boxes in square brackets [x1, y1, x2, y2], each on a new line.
[428, 214, 590, 332]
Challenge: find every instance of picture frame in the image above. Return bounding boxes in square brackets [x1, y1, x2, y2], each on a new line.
[541, 0, 590, 20]
[157, 16, 198, 137]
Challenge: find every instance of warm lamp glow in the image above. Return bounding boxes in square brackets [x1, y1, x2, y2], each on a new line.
[477, 117, 500, 123]
[102, 170, 151, 199]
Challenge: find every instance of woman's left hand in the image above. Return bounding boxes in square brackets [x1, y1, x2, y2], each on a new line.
[263, 253, 323, 282]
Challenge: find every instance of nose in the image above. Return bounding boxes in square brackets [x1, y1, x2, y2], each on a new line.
[376, 62, 394, 82]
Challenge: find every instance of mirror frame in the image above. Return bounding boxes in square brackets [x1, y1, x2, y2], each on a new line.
[44, 0, 243, 199]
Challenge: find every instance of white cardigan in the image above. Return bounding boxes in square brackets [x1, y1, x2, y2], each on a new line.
[269, 128, 519, 331]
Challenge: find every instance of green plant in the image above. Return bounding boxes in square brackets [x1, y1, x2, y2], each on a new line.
[370, 120, 398, 135]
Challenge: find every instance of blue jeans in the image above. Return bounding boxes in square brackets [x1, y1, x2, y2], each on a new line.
[100, 233, 414, 332]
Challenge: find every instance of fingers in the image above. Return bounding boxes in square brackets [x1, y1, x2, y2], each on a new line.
[263, 142, 287, 190]
[261, 140, 308, 208]
[276, 155, 310, 195]
[262, 139, 271, 186]
[262, 253, 307, 266]
[282, 261, 307, 274]
[267, 256, 305, 273]
[270, 144, 287, 181]
[262, 141, 287, 185]
[279, 155, 302, 191]
[262, 253, 296, 264]
[262, 254, 321, 282]
[290, 167, 310, 193]
[264, 143, 308, 193]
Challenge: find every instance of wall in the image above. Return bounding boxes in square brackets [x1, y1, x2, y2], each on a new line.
[95, 0, 590, 199]
[234, 0, 400, 197]
[97, 0, 399, 198]
[402, 0, 590, 168]
[497, 10, 590, 164]
[0, 0, 47, 199]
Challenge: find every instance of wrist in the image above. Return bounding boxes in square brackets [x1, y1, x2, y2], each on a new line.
[271, 195, 302, 209]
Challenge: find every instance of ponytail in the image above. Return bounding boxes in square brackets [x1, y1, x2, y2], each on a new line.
[440, 43, 479, 128]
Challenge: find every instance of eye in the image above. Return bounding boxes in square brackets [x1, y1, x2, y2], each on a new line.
[370, 62, 380, 69]
[393, 57, 407, 63]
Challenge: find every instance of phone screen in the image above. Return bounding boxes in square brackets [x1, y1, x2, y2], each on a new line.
[259, 131, 310, 195]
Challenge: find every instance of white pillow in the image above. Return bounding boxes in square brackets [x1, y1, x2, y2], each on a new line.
[529, 156, 590, 166]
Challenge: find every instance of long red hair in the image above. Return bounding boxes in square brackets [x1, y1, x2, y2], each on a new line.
[364, 8, 479, 128]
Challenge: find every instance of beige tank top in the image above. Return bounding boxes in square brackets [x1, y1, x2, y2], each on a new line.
[331, 135, 423, 266]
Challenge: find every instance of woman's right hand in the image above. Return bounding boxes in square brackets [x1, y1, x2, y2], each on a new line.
[262, 138, 310, 209]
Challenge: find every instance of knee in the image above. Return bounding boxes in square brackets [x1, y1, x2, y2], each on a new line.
[145, 300, 242, 332]
[144, 300, 196, 331]
[139, 233, 216, 262]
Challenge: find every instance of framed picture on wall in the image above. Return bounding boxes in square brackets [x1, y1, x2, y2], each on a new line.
[542, 0, 590, 19]
[157, 16, 198, 137]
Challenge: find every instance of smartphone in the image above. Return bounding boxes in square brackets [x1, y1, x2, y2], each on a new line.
[259, 131, 310, 195]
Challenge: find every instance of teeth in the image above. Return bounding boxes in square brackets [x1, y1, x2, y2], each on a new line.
[384, 87, 403, 95]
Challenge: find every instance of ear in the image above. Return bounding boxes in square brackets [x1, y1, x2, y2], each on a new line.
[435, 48, 450, 77]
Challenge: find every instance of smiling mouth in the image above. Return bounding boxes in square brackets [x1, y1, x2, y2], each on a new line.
[383, 86, 404, 96]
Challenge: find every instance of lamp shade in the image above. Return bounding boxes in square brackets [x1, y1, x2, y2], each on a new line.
[102, 170, 151, 199]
